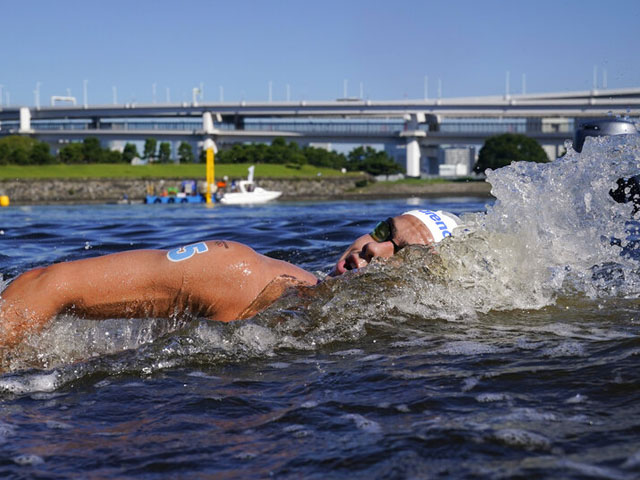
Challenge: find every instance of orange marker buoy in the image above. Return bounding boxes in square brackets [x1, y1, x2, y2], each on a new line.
[0, 195, 9, 207]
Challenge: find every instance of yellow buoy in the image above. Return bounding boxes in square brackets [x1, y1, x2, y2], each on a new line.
[0, 195, 9, 207]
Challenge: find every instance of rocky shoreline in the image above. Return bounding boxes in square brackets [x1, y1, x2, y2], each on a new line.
[0, 177, 493, 205]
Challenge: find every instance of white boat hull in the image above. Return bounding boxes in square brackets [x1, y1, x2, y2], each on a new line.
[220, 188, 282, 205]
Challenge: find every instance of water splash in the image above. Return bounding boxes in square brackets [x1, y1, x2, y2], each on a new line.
[253, 134, 640, 331]
[480, 134, 640, 298]
[2, 134, 640, 383]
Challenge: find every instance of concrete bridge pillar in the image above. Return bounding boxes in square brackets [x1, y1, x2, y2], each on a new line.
[203, 112, 214, 134]
[406, 138, 421, 177]
[541, 143, 562, 161]
[19, 107, 32, 133]
[400, 113, 428, 177]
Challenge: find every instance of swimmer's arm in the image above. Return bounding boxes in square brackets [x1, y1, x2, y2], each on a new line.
[0, 241, 316, 346]
[0, 249, 185, 347]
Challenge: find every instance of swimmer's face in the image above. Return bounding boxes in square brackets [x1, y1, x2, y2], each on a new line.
[331, 214, 434, 276]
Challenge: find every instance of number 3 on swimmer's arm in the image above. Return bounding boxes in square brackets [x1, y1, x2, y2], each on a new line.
[166, 241, 209, 262]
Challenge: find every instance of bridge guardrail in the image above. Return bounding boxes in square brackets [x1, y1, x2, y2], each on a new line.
[1, 120, 589, 136]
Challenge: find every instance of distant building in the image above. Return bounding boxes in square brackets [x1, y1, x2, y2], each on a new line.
[385, 143, 476, 177]
[308, 142, 332, 151]
[385, 143, 405, 166]
[437, 146, 476, 177]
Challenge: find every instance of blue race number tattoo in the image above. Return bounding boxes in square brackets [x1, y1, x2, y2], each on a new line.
[166, 241, 209, 262]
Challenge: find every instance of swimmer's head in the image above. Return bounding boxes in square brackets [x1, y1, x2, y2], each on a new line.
[331, 210, 459, 276]
[401, 209, 459, 243]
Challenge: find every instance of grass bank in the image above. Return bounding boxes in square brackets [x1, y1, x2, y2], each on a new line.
[0, 163, 364, 180]
[386, 176, 484, 184]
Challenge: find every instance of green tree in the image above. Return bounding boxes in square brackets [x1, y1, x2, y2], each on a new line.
[285, 141, 307, 168]
[12, 148, 30, 165]
[346, 146, 403, 175]
[213, 140, 347, 171]
[122, 143, 139, 163]
[82, 137, 103, 162]
[0, 136, 46, 165]
[58, 143, 84, 164]
[158, 142, 172, 163]
[474, 133, 549, 174]
[143, 138, 157, 161]
[29, 142, 56, 164]
[264, 137, 288, 164]
[178, 142, 194, 163]
[302, 145, 347, 169]
[102, 149, 123, 163]
[0, 143, 9, 165]
[264, 138, 306, 167]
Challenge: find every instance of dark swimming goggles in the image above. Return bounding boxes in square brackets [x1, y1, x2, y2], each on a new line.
[370, 218, 401, 253]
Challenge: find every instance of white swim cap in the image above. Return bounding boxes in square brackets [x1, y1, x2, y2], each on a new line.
[402, 209, 459, 243]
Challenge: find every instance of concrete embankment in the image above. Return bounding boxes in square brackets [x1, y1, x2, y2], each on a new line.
[0, 177, 493, 204]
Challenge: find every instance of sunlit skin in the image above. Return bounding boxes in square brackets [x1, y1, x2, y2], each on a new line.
[332, 214, 435, 276]
[0, 241, 316, 348]
[0, 215, 437, 348]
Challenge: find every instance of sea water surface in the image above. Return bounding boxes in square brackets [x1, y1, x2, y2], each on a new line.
[1, 135, 640, 478]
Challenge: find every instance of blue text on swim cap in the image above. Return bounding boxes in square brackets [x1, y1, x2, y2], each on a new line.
[419, 209, 452, 237]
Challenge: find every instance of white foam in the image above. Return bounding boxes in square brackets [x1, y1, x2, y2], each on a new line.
[342, 413, 382, 434]
[500, 408, 557, 422]
[331, 349, 364, 357]
[0, 422, 16, 442]
[358, 354, 385, 362]
[622, 450, 640, 469]
[0, 372, 59, 394]
[13, 454, 45, 466]
[565, 393, 588, 404]
[492, 428, 551, 451]
[430, 134, 640, 317]
[45, 420, 72, 430]
[233, 324, 277, 354]
[476, 392, 511, 403]
[559, 459, 632, 480]
[437, 341, 503, 356]
[268, 362, 290, 369]
[542, 341, 587, 358]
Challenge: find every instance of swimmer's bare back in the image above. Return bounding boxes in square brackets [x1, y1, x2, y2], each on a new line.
[0, 240, 317, 347]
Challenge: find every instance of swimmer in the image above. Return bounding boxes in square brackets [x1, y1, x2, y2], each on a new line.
[0, 210, 458, 348]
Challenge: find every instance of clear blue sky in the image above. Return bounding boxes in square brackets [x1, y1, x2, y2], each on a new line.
[2, 0, 639, 106]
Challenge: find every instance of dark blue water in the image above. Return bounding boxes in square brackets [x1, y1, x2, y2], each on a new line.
[1, 172, 640, 478]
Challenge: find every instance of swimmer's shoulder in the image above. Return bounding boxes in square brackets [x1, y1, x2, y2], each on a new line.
[167, 238, 318, 288]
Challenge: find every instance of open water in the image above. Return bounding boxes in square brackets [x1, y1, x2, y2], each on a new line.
[1, 135, 640, 478]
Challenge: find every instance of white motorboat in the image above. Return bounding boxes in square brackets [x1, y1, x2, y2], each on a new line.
[220, 166, 282, 205]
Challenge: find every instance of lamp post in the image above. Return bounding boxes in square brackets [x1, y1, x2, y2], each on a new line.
[34, 82, 41, 109]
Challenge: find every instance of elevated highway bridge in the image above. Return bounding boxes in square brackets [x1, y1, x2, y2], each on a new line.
[1, 87, 639, 176]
